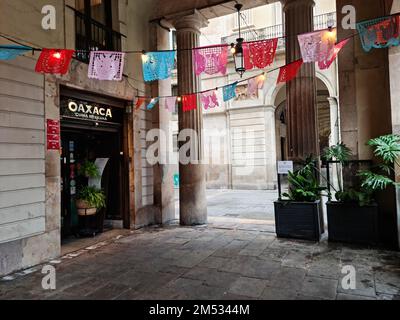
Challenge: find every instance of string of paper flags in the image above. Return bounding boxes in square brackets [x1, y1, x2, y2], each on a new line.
[136, 59, 304, 112]
[0, 12, 399, 113]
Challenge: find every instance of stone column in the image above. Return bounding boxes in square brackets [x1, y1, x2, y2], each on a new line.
[337, 0, 396, 248]
[174, 11, 208, 225]
[327, 97, 340, 192]
[282, 0, 318, 161]
[149, 24, 176, 225]
[327, 97, 340, 146]
[264, 105, 278, 189]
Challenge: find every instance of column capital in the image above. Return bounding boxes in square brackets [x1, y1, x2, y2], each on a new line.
[264, 105, 277, 112]
[281, 0, 315, 12]
[171, 10, 209, 34]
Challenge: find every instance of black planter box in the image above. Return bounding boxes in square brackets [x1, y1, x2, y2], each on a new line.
[274, 200, 323, 242]
[327, 202, 379, 246]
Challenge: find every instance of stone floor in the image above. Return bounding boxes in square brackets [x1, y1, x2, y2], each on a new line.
[206, 189, 277, 221]
[175, 189, 278, 232]
[1, 225, 400, 300]
[206, 190, 277, 232]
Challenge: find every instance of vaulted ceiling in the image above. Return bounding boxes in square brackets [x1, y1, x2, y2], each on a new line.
[151, 0, 280, 21]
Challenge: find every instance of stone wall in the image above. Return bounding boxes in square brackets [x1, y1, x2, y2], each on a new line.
[389, 0, 400, 248]
[0, 0, 158, 276]
[337, 0, 398, 248]
[337, 0, 393, 158]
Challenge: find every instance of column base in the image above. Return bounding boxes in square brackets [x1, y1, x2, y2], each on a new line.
[179, 164, 208, 226]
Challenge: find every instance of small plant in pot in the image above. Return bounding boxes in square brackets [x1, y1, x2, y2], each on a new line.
[78, 160, 100, 178]
[274, 157, 326, 242]
[325, 135, 400, 246]
[76, 186, 106, 216]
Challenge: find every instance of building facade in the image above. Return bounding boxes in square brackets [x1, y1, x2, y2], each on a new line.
[194, 0, 338, 190]
[1, 0, 400, 277]
[0, 0, 171, 276]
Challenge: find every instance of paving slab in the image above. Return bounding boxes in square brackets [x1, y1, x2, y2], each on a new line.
[1, 224, 399, 301]
[228, 277, 268, 298]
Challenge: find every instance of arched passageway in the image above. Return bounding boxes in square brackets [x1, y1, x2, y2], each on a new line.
[274, 78, 338, 163]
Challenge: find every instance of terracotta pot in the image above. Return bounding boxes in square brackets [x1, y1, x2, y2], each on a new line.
[76, 199, 97, 216]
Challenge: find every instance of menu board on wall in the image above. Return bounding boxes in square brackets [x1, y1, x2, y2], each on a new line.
[47, 119, 60, 150]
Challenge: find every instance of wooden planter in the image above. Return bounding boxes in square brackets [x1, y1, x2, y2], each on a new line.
[76, 199, 97, 216]
[274, 200, 323, 242]
[327, 202, 379, 246]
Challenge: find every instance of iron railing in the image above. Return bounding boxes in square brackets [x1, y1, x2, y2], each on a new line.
[70, 6, 126, 63]
[221, 11, 337, 45]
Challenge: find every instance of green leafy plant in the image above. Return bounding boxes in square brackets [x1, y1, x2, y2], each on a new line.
[323, 142, 352, 164]
[78, 160, 100, 178]
[322, 142, 352, 196]
[283, 157, 326, 202]
[323, 142, 376, 206]
[368, 134, 400, 165]
[325, 135, 400, 206]
[335, 188, 374, 207]
[77, 186, 106, 209]
[358, 134, 400, 195]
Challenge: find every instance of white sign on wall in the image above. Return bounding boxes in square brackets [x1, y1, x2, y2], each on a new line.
[277, 161, 294, 174]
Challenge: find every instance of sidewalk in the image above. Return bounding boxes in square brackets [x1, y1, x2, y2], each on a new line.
[1, 225, 399, 300]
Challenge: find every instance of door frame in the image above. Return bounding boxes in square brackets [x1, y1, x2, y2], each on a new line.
[60, 86, 131, 229]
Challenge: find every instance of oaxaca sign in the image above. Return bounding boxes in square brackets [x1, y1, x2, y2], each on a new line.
[62, 99, 113, 122]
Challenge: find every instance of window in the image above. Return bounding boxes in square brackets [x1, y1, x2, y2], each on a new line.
[171, 31, 177, 50]
[75, 0, 111, 26]
[171, 85, 179, 114]
[74, 0, 123, 62]
[234, 9, 254, 29]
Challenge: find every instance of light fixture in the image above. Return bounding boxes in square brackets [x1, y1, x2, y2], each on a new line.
[232, 3, 246, 78]
[177, 96, 182, 102]
[141, 50, 149, 63]
[325, 25, 337, 42]
[52, 51, 62, 59]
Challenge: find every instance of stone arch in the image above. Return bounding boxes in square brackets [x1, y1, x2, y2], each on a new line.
[268, 73, 337, 161]
[265, 82, 285, 107]
[265, 72, 336, 107]
[316, 70, 336, 98]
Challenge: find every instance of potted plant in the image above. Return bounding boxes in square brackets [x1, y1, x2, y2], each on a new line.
[274, 157, 326, 241]
[325, 135, 400, 246]
[78, 160, 100, 178]
[76, 186, 106, 216]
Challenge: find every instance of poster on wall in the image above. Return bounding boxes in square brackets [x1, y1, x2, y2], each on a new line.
[47, 119, 60, 150]
[277, 161, 294, 175]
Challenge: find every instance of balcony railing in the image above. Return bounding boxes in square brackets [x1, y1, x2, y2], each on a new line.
[69, 6, 126, 63]
[221, 12, 336, 45]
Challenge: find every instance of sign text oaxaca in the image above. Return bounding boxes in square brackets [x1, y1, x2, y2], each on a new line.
[64, 100, 113, 121]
